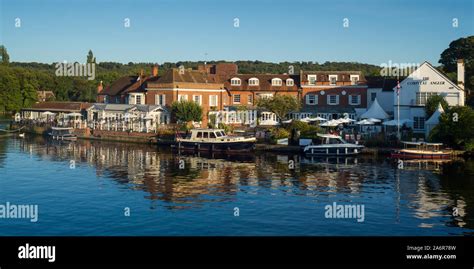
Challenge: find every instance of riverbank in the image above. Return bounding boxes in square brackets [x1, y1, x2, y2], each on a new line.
[9, 123, 469, 157]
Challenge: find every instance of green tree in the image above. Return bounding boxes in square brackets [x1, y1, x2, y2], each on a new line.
[87, 50, 96, 64]
[0, 66, 22, 112]
[439, 36, 474, 107]
[429, 106, 474, 150]
[256, 95, 301, 121]
[425, 95, 449, 118]
[171, 100, 203, 124]
[0, 45, 9, 65]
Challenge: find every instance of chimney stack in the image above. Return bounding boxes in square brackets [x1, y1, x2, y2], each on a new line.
[97, 80, 103, 93]
[152, 65, 159, 77]
[457, 59, 465, 90]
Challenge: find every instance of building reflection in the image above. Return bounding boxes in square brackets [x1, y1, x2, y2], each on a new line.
[12, 136, 473, 230]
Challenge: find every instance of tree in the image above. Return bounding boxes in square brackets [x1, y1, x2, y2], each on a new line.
[256, 95, 301, 121]
[439, 36, 474, 107]
[171, 100, 203, 124]
[429, 106, 474, 150]
[87, 50, 96, 64]
[425, 95, 449, 118]
[0, 45, 9, 65]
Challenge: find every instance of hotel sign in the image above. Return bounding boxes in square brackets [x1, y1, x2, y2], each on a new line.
[407, 77, 445, 85]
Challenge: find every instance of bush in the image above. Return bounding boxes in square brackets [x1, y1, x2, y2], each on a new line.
[285, 120, 321, 139]
[269, 127, 290, 144]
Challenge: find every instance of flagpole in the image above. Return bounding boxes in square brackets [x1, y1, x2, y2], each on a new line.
[397, 74, 400, 140]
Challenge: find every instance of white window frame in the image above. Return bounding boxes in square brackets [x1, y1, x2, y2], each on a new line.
[230, 78, 241, 86]
[271, 78, 282, 86]
[327, 94, 339, 105]
[350, 75, 360, 85]
[209, 95, 218, 107]
[329, 75, 338, 86]
[193, 95, 202, 105]
[249, 78, 259, 86]
[305, 94, 317, 105]
[286, 79, 294, 86]
[248, 94, 253, 104]
[308, 75, 317, 85]
[349, 95, 361, 105]
[233, 94, 241, 104]
[135, 95, 142, 105]
[155, 94, 166, 106]
[178, 94, 188, 102]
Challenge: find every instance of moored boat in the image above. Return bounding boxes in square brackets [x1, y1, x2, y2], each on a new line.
[303, 133, 364, 156]
[175, 128, 256, 152]
[48, 127, 77, 141]
[391, 141, 452, 159]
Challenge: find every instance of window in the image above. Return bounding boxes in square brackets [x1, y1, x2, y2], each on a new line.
[327, 95, 339, 105]
[414, 117, 425, 130]
[193, 95, 202, 105]
[231, 78, 241, 86]
[308, 75, 317, 85]
[305, 94, 317, 105]
[155, 94, 166, 106]
[215, 132, 222, 137]
[233, 94, 241, 103]
[349, 95, 361, 105]
[272, 78, 282, 86]
[249, 78, 259, 86]
[371, 92, 377, 101]
[197, 132, 203, 138]
[258, 93, 273, 99]
[203, 132, 209, 138]
[248, 94, 253, 104]
[178, 94, 188, 102]
[416, 92, 438, 105]
[286, 79, 294, 86]
[209, 95, 218, 107]
[135, 95, 142, 105]
[210, 132, 216, 138]
[350, 75, 360, 85]
[329, 75, 338, 86]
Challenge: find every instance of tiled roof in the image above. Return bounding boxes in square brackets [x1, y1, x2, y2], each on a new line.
[24, 102, 92, 112]
[147, 68, 221, 86]
[365, 76, 404, 91]
[99, 76, 146, 96]
[301, 71, 366, 83]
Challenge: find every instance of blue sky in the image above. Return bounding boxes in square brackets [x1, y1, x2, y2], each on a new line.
[0, 0, 472, 65]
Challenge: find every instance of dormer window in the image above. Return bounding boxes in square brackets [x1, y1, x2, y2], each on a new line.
[286, 78, 294, 86]
[230, 78, 241, 86]
[271, 78, 282, 86]
[308, 75, 317, 85]
[329, 75, 338, 86]
[249, 78, 259, 86]
[350, 75, 359, 85]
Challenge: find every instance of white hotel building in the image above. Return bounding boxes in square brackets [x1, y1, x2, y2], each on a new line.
[393, 60, 465, 134]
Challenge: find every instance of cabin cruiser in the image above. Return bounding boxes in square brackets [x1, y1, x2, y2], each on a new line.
[303, 133, 364, 156]
[48, 127, 77, 141]
[391, 141, 452, 159]
[175, 128, 256, 152]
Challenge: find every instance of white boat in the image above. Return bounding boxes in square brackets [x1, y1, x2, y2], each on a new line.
[303, 133, 364, 156]
[48, 127, 77, 141]
[176, 128, 256, 152]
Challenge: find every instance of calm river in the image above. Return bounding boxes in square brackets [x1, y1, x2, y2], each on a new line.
[0, 135, 473, 236]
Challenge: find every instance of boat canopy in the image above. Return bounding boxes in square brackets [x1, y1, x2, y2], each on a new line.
[317, 133, 342, 139]
[401, 141, 443, 146]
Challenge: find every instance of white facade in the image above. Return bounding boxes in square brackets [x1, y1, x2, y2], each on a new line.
[393, 62, 464, 133]
[367, 88, 394, 113]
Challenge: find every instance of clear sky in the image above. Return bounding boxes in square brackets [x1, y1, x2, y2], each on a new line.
[0, 0, 472, 65]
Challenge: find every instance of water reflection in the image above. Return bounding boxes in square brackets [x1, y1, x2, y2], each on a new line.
[7, 135, 474, 233]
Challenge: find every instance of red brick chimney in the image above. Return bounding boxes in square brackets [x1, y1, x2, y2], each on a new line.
[97, 80, 103, 93]
[152, 65, 159, 77]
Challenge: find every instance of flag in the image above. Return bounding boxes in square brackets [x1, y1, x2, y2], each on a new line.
[396, 80, 400, 96]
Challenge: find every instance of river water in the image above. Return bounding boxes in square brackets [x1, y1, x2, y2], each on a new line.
[0, 135, 473, 236]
